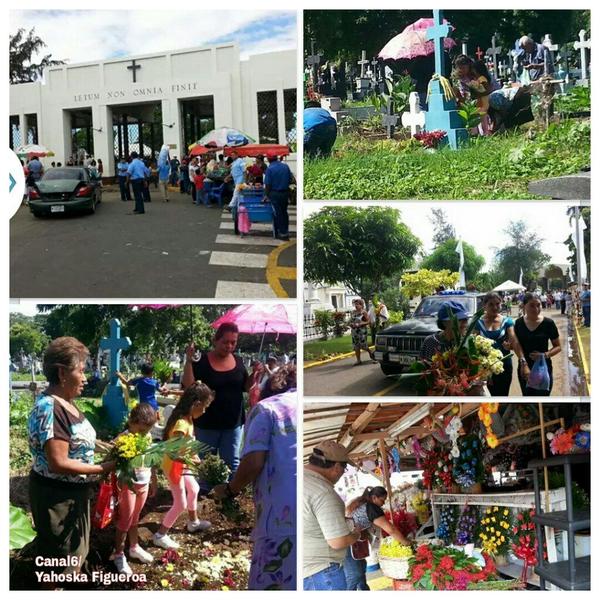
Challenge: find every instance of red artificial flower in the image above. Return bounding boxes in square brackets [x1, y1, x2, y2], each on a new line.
[439, 555, 455, 571]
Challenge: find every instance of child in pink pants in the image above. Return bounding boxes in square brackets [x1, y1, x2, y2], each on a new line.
[152, 382, 215, 550]
[112, 403, 158, 575]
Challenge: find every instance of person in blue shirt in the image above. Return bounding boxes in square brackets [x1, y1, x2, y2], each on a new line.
[304, 101, 337, 159]
[117, 363, 166, 418]
[143, 160, 152, 203]
[580, 283, 591, 327]
[264, 154, 295, 241]
[126, 152, 147, 214]
[158, 159, 171, 202]
[227, 150, 246, 210]
[517, 36, 553, 82]
[169, 156, 180, 186]
[116, 156, 131, 201]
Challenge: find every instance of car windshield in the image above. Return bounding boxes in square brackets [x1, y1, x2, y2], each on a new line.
[43, 168, 85, 181]
[414, 296, 475, 317]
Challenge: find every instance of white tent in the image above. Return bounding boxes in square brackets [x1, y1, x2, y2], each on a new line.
[493, 280, 526, 292]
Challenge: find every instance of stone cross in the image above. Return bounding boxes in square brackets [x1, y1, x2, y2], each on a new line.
[382, 97, 399, 139]
[475, 46, 484, 60]
[127, 59, 141, 83]
[573, 29, 591, 82]
[358, 50, 369, 78]
[543, 34, 559, 77]
[486, 34, 502, 78]
[306, 40, 321, 85]
[425, 9, 468, 150]
[401, 91, 425, 135]
[99, 318, 132, 426]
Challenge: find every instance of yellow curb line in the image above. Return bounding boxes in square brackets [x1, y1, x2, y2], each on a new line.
[374, 379, 403, 397]
[266, 240, 296, 298]
[574, 324, 591, 394]
[304, 345, 375, 369]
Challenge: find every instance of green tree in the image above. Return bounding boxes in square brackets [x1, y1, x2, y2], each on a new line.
[10, 28, 65, 84]
[304, 206, 421, 301]
[421, 239, 485, 282]
[493, 221, 551, 289]
[9, 320, 49, 357]
[429, 209, 456, 247]
[469, 270, 503, 292]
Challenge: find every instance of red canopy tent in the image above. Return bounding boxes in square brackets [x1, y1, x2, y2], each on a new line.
[224, 144, 291, 158]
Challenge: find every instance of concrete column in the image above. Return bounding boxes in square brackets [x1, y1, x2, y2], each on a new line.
[213, 89, 234, 131]
[62, 110, 73, 165]
[92, 105, 115, 176]
[276, 88, 286, 145]
[161, 98, 180, 157]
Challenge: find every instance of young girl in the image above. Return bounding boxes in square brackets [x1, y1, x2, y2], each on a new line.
[152, 381, 214, 550]
[112, 403, 158, 575]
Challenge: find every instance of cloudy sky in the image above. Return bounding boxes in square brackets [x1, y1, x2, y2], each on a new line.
[10, 10, 296, 64]
[305, 202, 581, 269]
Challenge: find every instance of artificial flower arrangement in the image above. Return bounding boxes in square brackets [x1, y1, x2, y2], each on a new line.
[455, 505, 479, 546]
[110, 432, 205, 486]
[479, 506, 512, 557]
[547, 423, 590, 455]
[411, 491, 431, 525]
[453, 434, 485, 489]
[421, 446, 454, 492]
[479, 402, 500, 448]
[401, 310, 511, 396]
[436, 505, 457, 544]
[408, 544, 499, 590]
[383, 509, 418, 539]
[511, 509, 546, 581]
[414, 130, 447, 149]
[379, 537, 414, 559]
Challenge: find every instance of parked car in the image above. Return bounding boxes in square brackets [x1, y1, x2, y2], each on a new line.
[28, 167, 101, 217]
[373, 291, 485, 375]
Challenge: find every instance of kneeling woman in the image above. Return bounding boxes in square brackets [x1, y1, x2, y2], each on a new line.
[343, 487, 410, 590]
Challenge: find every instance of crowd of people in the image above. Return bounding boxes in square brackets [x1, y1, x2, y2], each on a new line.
[25, 324, 297, 590]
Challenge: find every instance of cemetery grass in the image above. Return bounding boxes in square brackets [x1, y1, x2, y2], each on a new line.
[304, 335, 354, 362]
[304, 119, 591, 200]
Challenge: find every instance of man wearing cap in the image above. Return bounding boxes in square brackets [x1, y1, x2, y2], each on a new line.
[304, 441, 361, 590]
[264, 154, 294, 241]
[126, 151, 147, 214]
[419, 300, 470, 362]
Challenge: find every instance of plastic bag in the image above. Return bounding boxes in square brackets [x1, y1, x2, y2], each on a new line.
[92, 477, 117, 529]
[527, 355, 550, 391]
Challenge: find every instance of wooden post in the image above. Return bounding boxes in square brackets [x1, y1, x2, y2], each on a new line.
[379, 437, 394, 515]
[538, 402, 550, 512]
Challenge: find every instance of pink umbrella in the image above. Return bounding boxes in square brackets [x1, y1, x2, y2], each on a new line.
[379, 17, 456, 61]
[212, 304, 296, 353]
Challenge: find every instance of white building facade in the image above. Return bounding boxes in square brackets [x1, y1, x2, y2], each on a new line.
[10, 44, 297, 176]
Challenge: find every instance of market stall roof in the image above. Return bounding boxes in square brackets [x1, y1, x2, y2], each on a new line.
[303, 402, 480, 462]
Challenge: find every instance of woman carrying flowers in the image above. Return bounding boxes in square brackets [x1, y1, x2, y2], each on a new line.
[343, 486, 411, 590]
[475, 292, 526, 396]
[111, 403, 159, 575]
[153, 382, 214, 550]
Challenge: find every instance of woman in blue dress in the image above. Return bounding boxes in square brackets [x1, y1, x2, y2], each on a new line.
[474, 292, 527, 396]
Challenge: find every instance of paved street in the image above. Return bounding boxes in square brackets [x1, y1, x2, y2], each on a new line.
[304, 308, 580, 397]
[10, 188, 296, 299]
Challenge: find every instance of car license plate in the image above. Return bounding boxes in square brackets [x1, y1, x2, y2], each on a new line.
[373, 352, 384, 360]
[51, 205, 65, 213]
[389, 354, 416, 365]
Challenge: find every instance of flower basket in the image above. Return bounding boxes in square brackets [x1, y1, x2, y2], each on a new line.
[379, 556, 410, 580]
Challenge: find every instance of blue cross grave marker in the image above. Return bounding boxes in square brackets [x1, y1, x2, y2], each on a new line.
[99, 318, 132, 426]
[424, 9, 468, 150]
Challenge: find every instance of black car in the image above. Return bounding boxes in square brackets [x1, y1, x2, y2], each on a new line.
[373, 292, 485, 375]
[28, 167, 101, 217]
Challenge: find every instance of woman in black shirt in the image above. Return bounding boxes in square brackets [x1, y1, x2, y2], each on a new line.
[182, 323, 252, 474]
[514, 293, 561, 396]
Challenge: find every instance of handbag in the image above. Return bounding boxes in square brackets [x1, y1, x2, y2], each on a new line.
[350, 529, 371, 560]
[91, 474, 118, 529]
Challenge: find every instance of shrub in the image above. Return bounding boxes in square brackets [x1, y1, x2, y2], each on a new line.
[313, 310, 334, 340]
[332, 311, 349, 337]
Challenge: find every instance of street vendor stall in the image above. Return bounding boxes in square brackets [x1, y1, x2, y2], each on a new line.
[303, 402, 591, 591]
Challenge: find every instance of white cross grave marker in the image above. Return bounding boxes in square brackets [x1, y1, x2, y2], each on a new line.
[574, 29, 591, 82]
[543, 34, 559, 76]
[401, 92, 425, 136]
